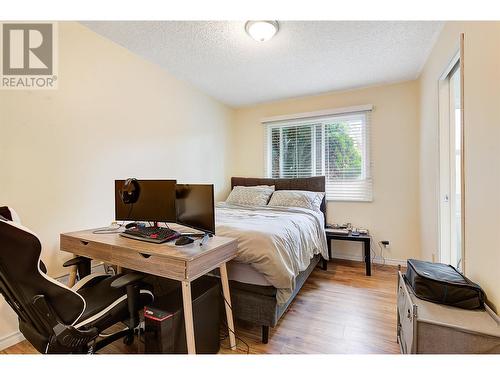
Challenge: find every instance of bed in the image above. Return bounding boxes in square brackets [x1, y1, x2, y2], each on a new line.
[216, 176, 328, 343]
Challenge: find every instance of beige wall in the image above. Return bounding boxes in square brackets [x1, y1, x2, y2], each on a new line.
[0, 300, 19, 350]
[0, 22, 233, 347]
[230, 81, 421, 264]
[419, 21, 500, 310]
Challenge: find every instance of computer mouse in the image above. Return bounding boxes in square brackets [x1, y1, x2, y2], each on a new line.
[175, 236, 194, 246]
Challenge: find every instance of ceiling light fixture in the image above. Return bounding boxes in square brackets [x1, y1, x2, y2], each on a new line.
[245, 21, 279, 42]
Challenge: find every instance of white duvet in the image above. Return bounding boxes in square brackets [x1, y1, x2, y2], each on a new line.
[215, 202, 328, 304]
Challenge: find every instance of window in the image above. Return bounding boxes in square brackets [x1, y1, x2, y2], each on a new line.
[264, 108, 372, 201]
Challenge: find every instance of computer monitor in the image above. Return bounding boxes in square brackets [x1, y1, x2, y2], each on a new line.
[175, 184, 215, 234]
[115, 179, 177, 223]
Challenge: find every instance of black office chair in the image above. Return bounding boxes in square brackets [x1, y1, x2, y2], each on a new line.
[0, 206, 92, 281]
[0, 217, 154, 354]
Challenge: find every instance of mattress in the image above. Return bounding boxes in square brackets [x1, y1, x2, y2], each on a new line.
[226, 261, 273, 286]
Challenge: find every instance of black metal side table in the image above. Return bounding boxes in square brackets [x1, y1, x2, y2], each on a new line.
[325, 230, 372, 276]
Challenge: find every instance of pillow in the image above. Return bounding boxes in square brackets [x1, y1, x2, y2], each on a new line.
[225, 185, 275, 206]
[268, 190, 325, 211]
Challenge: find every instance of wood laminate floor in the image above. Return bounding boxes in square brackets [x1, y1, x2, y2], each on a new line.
[1, 259, 401, 354]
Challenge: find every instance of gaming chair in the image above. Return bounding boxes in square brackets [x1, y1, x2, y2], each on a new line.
[0, 212, 154, 353]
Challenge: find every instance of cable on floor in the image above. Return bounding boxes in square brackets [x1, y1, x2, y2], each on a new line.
[219, 290, 250, 354]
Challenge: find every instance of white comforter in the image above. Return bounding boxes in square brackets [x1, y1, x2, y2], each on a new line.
[215, 202, 328, 304]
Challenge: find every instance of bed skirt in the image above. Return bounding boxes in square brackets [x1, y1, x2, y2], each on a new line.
[229, 254, 322, 332]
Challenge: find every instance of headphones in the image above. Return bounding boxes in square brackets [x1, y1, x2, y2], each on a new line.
[120, 178, 141, 204]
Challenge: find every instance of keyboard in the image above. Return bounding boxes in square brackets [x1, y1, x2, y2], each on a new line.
[120, 226, 180, 244]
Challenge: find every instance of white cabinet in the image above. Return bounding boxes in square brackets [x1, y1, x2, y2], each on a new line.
[397, 271, 500, 354]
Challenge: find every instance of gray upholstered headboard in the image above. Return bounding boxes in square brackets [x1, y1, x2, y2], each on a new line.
[230, 176, 327, 225]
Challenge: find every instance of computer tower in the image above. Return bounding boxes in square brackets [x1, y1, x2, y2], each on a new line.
[144, 276, 221, 354]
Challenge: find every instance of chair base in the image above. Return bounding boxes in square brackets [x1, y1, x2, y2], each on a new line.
[92, 327, 135, 353]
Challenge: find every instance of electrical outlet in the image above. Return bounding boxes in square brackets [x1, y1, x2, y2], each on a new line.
[381, 240, 390, 248]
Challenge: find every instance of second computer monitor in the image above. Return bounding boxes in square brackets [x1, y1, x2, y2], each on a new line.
[176, 184, 215, 234]
[115, 179, 177, 223]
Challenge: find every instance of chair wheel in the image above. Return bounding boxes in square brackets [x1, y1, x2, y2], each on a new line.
[123, 334, 134, 346]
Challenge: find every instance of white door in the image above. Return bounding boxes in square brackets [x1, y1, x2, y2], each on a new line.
[439, 37, 464, 270]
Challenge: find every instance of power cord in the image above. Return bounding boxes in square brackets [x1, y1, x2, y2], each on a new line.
[377, 241, 387, 266]
[367, 234, 386, 266]
[92, 223, 124, 234]
[219, 290, 250, 354]
[92, 204, 134, 234]
[370, 243, 377, 265]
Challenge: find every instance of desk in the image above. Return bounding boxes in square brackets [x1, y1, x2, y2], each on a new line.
[60, 227, 238, 354]
[325, 230, 372, 276]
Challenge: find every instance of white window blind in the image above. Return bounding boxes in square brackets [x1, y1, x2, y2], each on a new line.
[264, 107, 373, 202]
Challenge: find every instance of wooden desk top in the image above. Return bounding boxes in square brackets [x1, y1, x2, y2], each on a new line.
[60, 225, 238, 281]
[61, 228, 237, 261]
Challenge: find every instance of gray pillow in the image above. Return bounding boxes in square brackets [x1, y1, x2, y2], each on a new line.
[268, 190, 324, 211]
[226, 185, 275, 206]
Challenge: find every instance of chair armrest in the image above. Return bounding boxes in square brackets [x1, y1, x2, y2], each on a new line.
[111, 273, 149, 329]
[110, 272, 147, 289]
[62, 256, 90, 268]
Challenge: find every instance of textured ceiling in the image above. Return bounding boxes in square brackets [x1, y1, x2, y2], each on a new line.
[81, 21, 443, 107]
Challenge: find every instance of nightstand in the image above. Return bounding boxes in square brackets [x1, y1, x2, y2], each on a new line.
[325, 230, 372, 276]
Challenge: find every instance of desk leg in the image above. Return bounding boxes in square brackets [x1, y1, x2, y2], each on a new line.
[67, 266, 77, 288]
[181, 281, 196, 354]
[220, 263, 237, 350]
[327, 238, 332, 260]
[364, 239, 371, 276]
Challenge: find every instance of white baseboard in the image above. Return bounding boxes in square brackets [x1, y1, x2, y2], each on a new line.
[0, 331, 24, 351]
[331, 252, 406, 267]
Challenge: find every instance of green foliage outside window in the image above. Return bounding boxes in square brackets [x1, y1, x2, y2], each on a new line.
[271, 122, 363, 180]
[325, 122, 362, 179]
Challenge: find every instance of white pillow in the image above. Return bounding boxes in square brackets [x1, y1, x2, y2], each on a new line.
[268, 190, 325, 211]
[226, 185, 275, 206]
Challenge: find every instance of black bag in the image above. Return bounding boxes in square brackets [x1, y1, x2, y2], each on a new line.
[405, 259, 485, 310]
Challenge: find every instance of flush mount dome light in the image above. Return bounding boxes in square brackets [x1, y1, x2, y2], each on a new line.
[245, 21, 279, 42]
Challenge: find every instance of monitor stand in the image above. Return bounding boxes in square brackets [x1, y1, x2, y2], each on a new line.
[199, 232, 211, 246]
